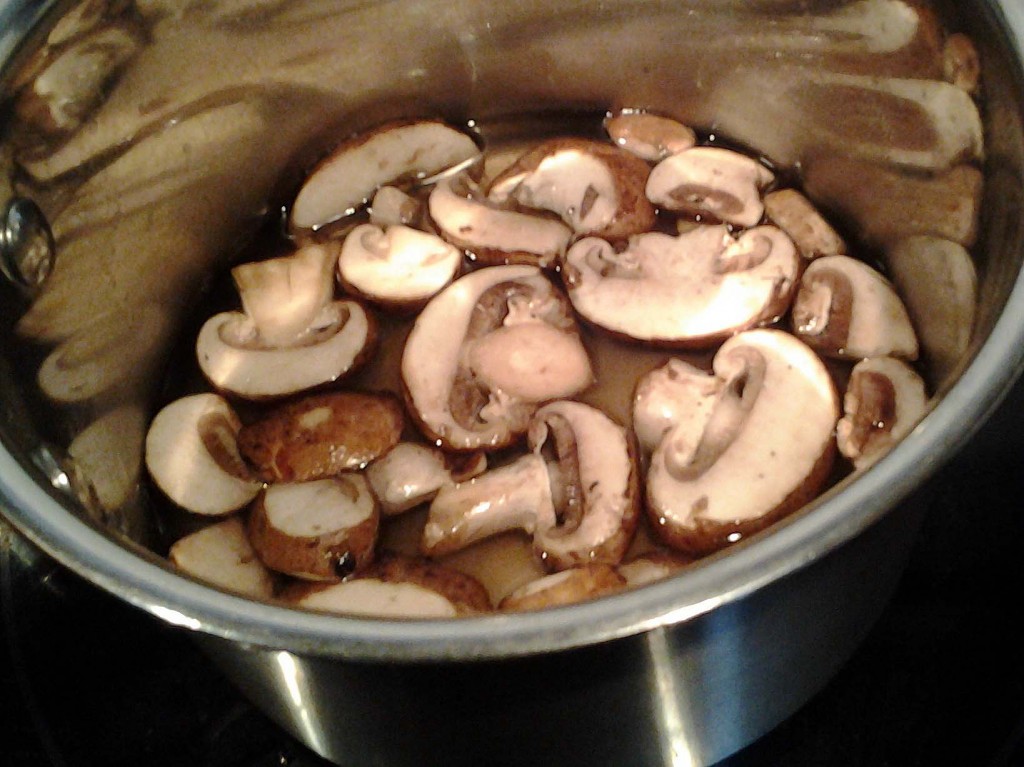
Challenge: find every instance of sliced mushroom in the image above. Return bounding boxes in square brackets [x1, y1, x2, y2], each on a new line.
[288, 554, 491, 618]
[836, 357, 928, 470]
[237, 391, 404, 483]
[499, 564, 625, 612]
[792, 255, 919, 360]
[763, 188, 847, 260]
[886, 235, 977, 386]
[365, 442, 487, 516]
[645, 146, 775, 228]
[604, 111, 697, 162]
[401, 265, 593, 451]
[169, 517, 275, 599]
[423, 401, 639, 571]
[617, 551, 695, 588]
[290, 119, 481, 231]
[647, 329, 839, 555]
[197, 244, 375, 399]
[368, 185, 424, 228]
[428, 176, 573, 268]
[337, 223, 461, 311]
[562, 225, 798, 347]
[248, 474, 379, 581]
[633, 358, 722, 456]
[488, 138, 656, 239]
[145, 393, 261, 516]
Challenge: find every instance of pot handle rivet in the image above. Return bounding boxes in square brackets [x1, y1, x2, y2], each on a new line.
[1, 197, 55, 292]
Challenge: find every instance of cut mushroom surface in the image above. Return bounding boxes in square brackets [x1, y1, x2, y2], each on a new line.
[248, 474, 379, 581]
[763, 188, 847, 260]
[633, 358, 723, 456]
[145, 393, 260, 516]
[604, 111, 697, 162]
[423, 400, 639, 571]
[289, 554, 491, 617]
[792, 254, 919, 360]
[337, 223, 461, 310]
[617, 551, 695, 588]
[237, 391, 404, 482]
[647, 329, 839, 555]
[429, 176, 574, 268]
[290, 119, 481, 230]
[499, 564, 626, 612]
[197, 244, 375, 399]
[562, 225, 799, 347]
[488, 138, 656, 239]
[645, 146, 775, 228]
[169, 517, 275, 599]
[401, 264, 593, 451]
[837, 357, 928, 470]
[365, 442, 487, 516]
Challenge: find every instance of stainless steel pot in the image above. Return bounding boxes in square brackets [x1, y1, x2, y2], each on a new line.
[1, 2, 1023, 765]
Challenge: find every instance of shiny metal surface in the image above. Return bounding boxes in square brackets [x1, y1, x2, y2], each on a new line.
[0, 1, 1022, 765]
[0, 198, 54, 291]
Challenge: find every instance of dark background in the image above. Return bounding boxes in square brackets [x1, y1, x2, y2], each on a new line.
[3, 376, 1024, 767]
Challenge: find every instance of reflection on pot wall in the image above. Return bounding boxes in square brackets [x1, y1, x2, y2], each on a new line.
[0, 0, 991, 550]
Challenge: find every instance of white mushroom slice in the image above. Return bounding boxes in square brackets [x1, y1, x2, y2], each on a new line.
[763, 188, 847, 260]
[365, 442, 487, 516]
[647, 330, 839, 555]
[289, 554, 491, 617]
[837, 357, 928, 470]
[338, 224, 461, 310]
[248, 474, 379, 581]
[144, 393, 260, 516]
[633, 359, 722, 456]
[646, 146, 775, 228]
[499, 564, 625, 612]
[488, 138, 656, 239]
[886, 236, 977, 386]
[792, 255, 919, 361]
[169, 517, 274, 600]
[290, 119, 480, 230]
[197, 299, 373, 400]
[604, 111, 697, 162]
[617, 551, 695, 588]
[423, 401, 639, 571]
[368, 186, 423, 228]
[562, 225, 799, 347]
[401, 265, 593, 451]
[428, 177, 572, 268]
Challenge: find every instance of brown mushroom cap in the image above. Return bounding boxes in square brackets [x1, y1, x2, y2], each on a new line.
[604, 111, 697, 162]
[499, 564, 626, 612]
[647, 329, 839, 555]
[562, 225, 799, 347]
[645, 146, 775, 228]
[145, 393, 261, 516]
[488, 137, 656, 239]
[836, 356, 929, 469]
[401, 265, 593, 452]
[169, 517, 275, 599]
[237, 391, 404, 483]
[792, 254, 919, 361]
[290, 119, 481, 231]
[247, 474, 380, 581]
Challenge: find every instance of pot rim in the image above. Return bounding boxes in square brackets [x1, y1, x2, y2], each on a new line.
[2, 0, 1024, 663]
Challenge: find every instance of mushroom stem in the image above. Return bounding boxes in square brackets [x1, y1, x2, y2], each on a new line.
[422, 455, 553, 557]
[232, 244, 336, 348]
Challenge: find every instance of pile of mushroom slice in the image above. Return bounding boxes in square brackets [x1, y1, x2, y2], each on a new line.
[145, 111, 935, 619]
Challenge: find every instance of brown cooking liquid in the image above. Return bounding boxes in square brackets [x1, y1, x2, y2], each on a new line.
[153, 111, 882, 607]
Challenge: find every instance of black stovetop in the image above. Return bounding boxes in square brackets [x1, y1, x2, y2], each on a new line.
[4, 376, 1024, 767]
